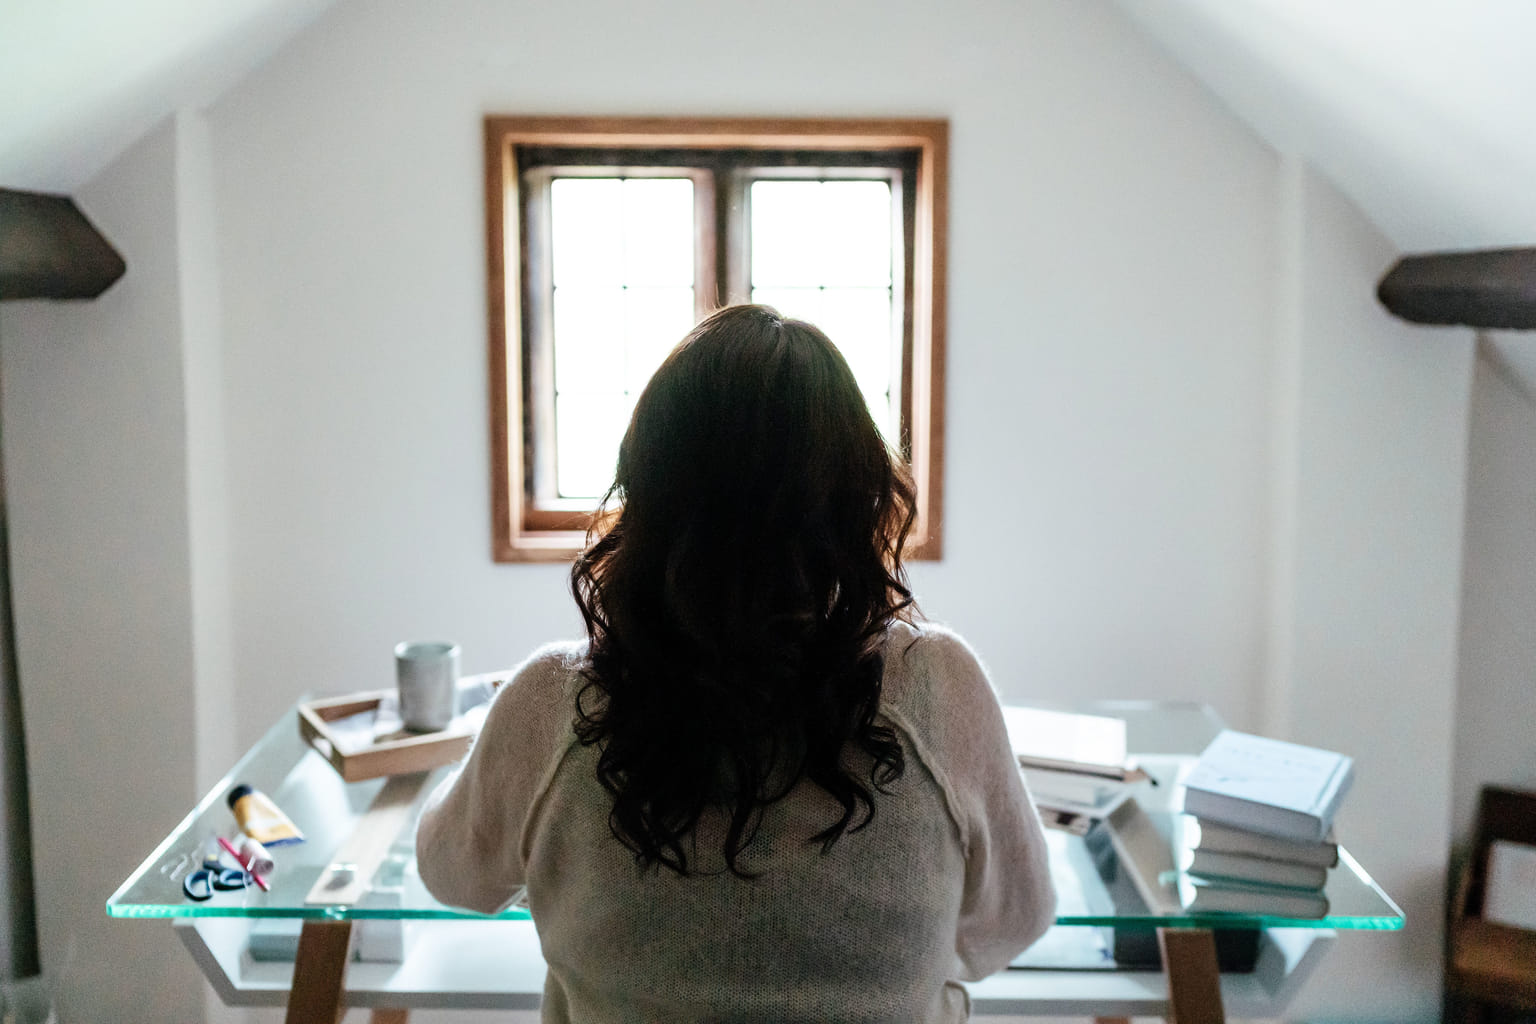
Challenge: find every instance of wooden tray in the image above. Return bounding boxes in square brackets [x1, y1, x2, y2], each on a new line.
[297, 689, 478, 783]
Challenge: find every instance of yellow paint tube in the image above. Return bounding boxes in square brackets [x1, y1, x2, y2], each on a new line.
[227, 784, 305, 846]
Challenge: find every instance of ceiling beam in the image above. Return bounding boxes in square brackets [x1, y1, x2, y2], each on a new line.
[0, 188, 125, 301]
[1378, 247, 1536, 330]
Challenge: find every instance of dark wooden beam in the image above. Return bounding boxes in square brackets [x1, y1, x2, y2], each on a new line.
[0, 188, 126, 301]
[1378, 247, 1536, 329]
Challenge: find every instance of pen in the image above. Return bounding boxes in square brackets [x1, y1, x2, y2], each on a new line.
[218, 835, 271, 892]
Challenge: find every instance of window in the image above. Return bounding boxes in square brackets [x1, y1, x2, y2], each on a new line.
[485, 117, 947, 561]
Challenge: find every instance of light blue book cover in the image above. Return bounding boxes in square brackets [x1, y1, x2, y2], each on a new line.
[1181, 730, 1354, 842]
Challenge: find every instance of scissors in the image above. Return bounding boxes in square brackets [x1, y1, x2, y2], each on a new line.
[182, 855, 252, 902]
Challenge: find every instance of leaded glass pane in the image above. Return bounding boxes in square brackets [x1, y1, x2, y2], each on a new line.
[551, 178, 622, 286]
[750, 182, 823, 287]
[620, 179, 694, 287]
[817, 181, 892, 287]
[751, 282, 897, 441]
[552, 286, 625, 394]
[547, 176, 696, 498]
[623, 287, 694, 394]
[817, 286, 893, 398]
[750, 180, 892, 287]
[556, 391, 632, 499]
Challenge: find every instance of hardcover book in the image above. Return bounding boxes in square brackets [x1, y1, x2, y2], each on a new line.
[1002, 705, 1149, 783]
[1181, 848, 1328, 891]
[1181, 730, 1354, 842]
[1183, 815, 1339, 868]
[1024, 767, 1134, 820]
[1083, 816, 1263, 973]
[1176, 875, 1330, 919]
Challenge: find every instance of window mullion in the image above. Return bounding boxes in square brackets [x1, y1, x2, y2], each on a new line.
[722, 163, 751, 305]
[692, 168, 719, 318]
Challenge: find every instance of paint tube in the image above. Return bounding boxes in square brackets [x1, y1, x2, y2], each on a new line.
[227, 783, 305, 846]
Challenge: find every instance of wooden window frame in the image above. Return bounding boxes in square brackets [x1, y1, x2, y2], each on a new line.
[485, 116, 948, 562]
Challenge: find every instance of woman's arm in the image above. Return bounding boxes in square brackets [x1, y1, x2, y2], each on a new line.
[922, 631, 1058, 980]
[415, 643, 580, 914]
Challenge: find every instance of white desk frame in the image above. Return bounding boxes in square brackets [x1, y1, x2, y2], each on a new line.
[178, 916, 1335, 1021]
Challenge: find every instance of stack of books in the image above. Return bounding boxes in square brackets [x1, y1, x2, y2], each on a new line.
[1002, 705, 1151, 833]
[1175, 729, 1355, 919]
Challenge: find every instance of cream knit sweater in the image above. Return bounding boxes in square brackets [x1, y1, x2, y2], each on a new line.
[416, 620, 1056, 1022]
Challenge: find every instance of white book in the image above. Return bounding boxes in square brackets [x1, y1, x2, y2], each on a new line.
[1184, 815, 1339, 868]
[1002, 705, 1148, 783]
[1024, 767, 1133, 816]
[1025, 767, 1123, 803]
[1177, 875, 1330, 919]
[1182, 730, 1354, 842]
[1181, 848, 1328, 891]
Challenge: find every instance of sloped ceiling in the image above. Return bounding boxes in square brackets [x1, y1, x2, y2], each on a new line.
[1115, 0, 1536, 255]
[1115, 0, 1536, 388]
[2, 2, 1532, 348]
[6, 1, 1532, 245]
[0, 0, 337, 194]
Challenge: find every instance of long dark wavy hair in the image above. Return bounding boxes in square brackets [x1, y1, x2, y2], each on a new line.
[569, 304, 918, 877]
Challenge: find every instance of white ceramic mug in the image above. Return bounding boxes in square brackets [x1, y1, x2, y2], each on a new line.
[395, 641, 460, 732]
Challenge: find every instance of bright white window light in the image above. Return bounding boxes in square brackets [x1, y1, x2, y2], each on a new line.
[550, 177, 695, 498]
[749, 180, 897, 441]
[546, 175, 899, 498]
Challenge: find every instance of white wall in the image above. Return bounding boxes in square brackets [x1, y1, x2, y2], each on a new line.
[0, 120, 205, 1022]
[175, 106, 241, 796]
[0, 0, 1486, 1021]
[1273, 163, 1472, 1023]
[1453, 344, 1536, 840]
[207, 0, 1280, 746]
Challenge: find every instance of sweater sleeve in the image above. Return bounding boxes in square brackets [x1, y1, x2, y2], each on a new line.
[415, 643, 580, 914]
[919, 630, 1057, 980]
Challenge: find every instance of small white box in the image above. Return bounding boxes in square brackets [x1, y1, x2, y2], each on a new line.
[1484, 839, 1536, 932]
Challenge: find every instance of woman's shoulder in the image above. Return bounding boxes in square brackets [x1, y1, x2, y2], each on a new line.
[511, 639, 589, 683]
[882, 619, 989, 683]
[482, 639, 589, 730]
[880, 619, 1003, 729]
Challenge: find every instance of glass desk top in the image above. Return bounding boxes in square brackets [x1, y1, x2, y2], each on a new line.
[108, 691, 1402, 932]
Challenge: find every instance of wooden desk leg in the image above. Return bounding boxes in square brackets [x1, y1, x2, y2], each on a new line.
[1158, 927, 1225, 1024]
[370, 1010, 409, 1024]
[285, 920, 354, 1024]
